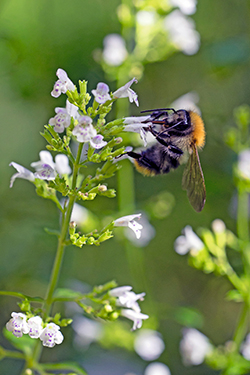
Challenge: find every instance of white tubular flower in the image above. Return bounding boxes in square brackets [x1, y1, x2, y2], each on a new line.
[31, 150, 71, 178]
[49, 109, 71, 133]
[113, 78, 139, 106]
[180, 328, 212, 366]
[49, 101, 78, 133]
[31, 150, 55, 170]
[103, 34, 128, 66]
[125, 214, 155, 247]
[51, 68, 75, 98]
[169, 0, 197, 15]
[174, 225, 204, 255]
[27, 316, 43, 339]
[110, 286, 145, 313]
[134, 329, 165, 361]
[164, 10, 200, 55]
[92, 82, 111, 104]
[241, 333, 250, 360]
[39, 323, 64, 348]
[114, 214, 143, 239]
[171, 92, 200, 115]
[123, 116, 151, 147]
[55, 154, 72, 175]
[89, 135, 108, 149]
[6, 312, 29, 338]
[121, 309, 149, 331]
[144, 362, 171, 375]
[9, 162, 35, 188]
[72, 116, 97, 143]
[34, 164, 57, 180]
[238, 149, 250, 180]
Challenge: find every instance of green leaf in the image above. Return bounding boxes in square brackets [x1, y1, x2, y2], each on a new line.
[53, 288, 83, 300]
[41, 361, 88, 375]
[225, 289, 244, 302]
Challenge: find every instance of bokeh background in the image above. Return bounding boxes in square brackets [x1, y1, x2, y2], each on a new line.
[0, 0, 250, 374]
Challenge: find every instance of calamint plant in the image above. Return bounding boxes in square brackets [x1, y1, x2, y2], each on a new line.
[1, 68, 149, 375]
[174, 105, 250, 375]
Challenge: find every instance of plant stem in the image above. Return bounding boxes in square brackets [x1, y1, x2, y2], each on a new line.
[30, 143, 83, 366]
[237, 188, 250, 273]
[233, 302, 249, 350]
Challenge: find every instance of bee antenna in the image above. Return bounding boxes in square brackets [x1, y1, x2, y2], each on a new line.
[141, 108, 177, 114]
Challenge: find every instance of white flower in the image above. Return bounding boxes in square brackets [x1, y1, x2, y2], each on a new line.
[72, 316, 103, 348]
[144, 362, 171, 375]
[92, 82, 111, 104]
[49, 101, 78, 133]
[31, 151, 71, 179]
[180, 328, 212, 366]
[54, 154, 72, 175]
[174, 225, 204, 255]
[171, 92, 201, 115]
[136, 10, 156, 26]
[31, 150, 55, 170]
[49, 109, 71, 133]
[103, 34, 128, 66]
[123, 116, 151, 147]
[169, 0, 197, 15]
[125, 214, 155, 247]
[114, 213, 143, 239]
[238, 149, 250, 180]
[34, 164, 57, 180]
[241, 333, 250, 360]
[121, 309, 149, 331]
[72, 116, 96, 143]
[89, 135, 108, 149]
[39, 323, 64, 348]
[9, 162, 35, 188]
[113, 78, 139, 106]
[27, 316, 43, 339]
[51, 68, 75, 98]
[134, 329, 165, 361]
[164, 10, 200, 55]
[110, 286, 145, 313]
[70, 203, 89, 226]
[6, 312, 29, 338]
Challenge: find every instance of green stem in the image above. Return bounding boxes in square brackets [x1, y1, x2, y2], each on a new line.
[237, 188, 249, 243]
[233, 302, 249, 350]
[29, 143, 83, 367]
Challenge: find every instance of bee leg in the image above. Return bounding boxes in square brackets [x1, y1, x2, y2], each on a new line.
[126, 150, 161, 174]
[147, 126, 171, 147]
[167, 144, 183, 156]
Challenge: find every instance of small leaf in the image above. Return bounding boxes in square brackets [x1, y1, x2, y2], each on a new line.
[53, 288, 83, 300]
[225, 289, 243, 302]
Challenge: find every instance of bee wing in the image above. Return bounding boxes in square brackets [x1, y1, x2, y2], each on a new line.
[182, 144, 206, 212]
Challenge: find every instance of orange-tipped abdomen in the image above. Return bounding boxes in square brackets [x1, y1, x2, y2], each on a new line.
[189, 111, 206, 149]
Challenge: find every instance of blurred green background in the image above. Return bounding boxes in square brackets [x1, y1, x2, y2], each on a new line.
[1, 0, 250, 374]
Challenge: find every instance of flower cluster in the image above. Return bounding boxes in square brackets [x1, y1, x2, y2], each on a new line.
[109, 286, 148, 330]
[6, 312, 63, 348]
[10, 150, 71, 187]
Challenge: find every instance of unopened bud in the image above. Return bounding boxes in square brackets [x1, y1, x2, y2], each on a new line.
[69, 221, 77, 229]
[98, 185, 107, 192]
[115, 137, 123, 144]
[212, 219, 226, 233]
[104, 304, 113, 313]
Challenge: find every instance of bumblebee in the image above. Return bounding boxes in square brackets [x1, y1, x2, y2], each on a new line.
[126, 108, 206, 212]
